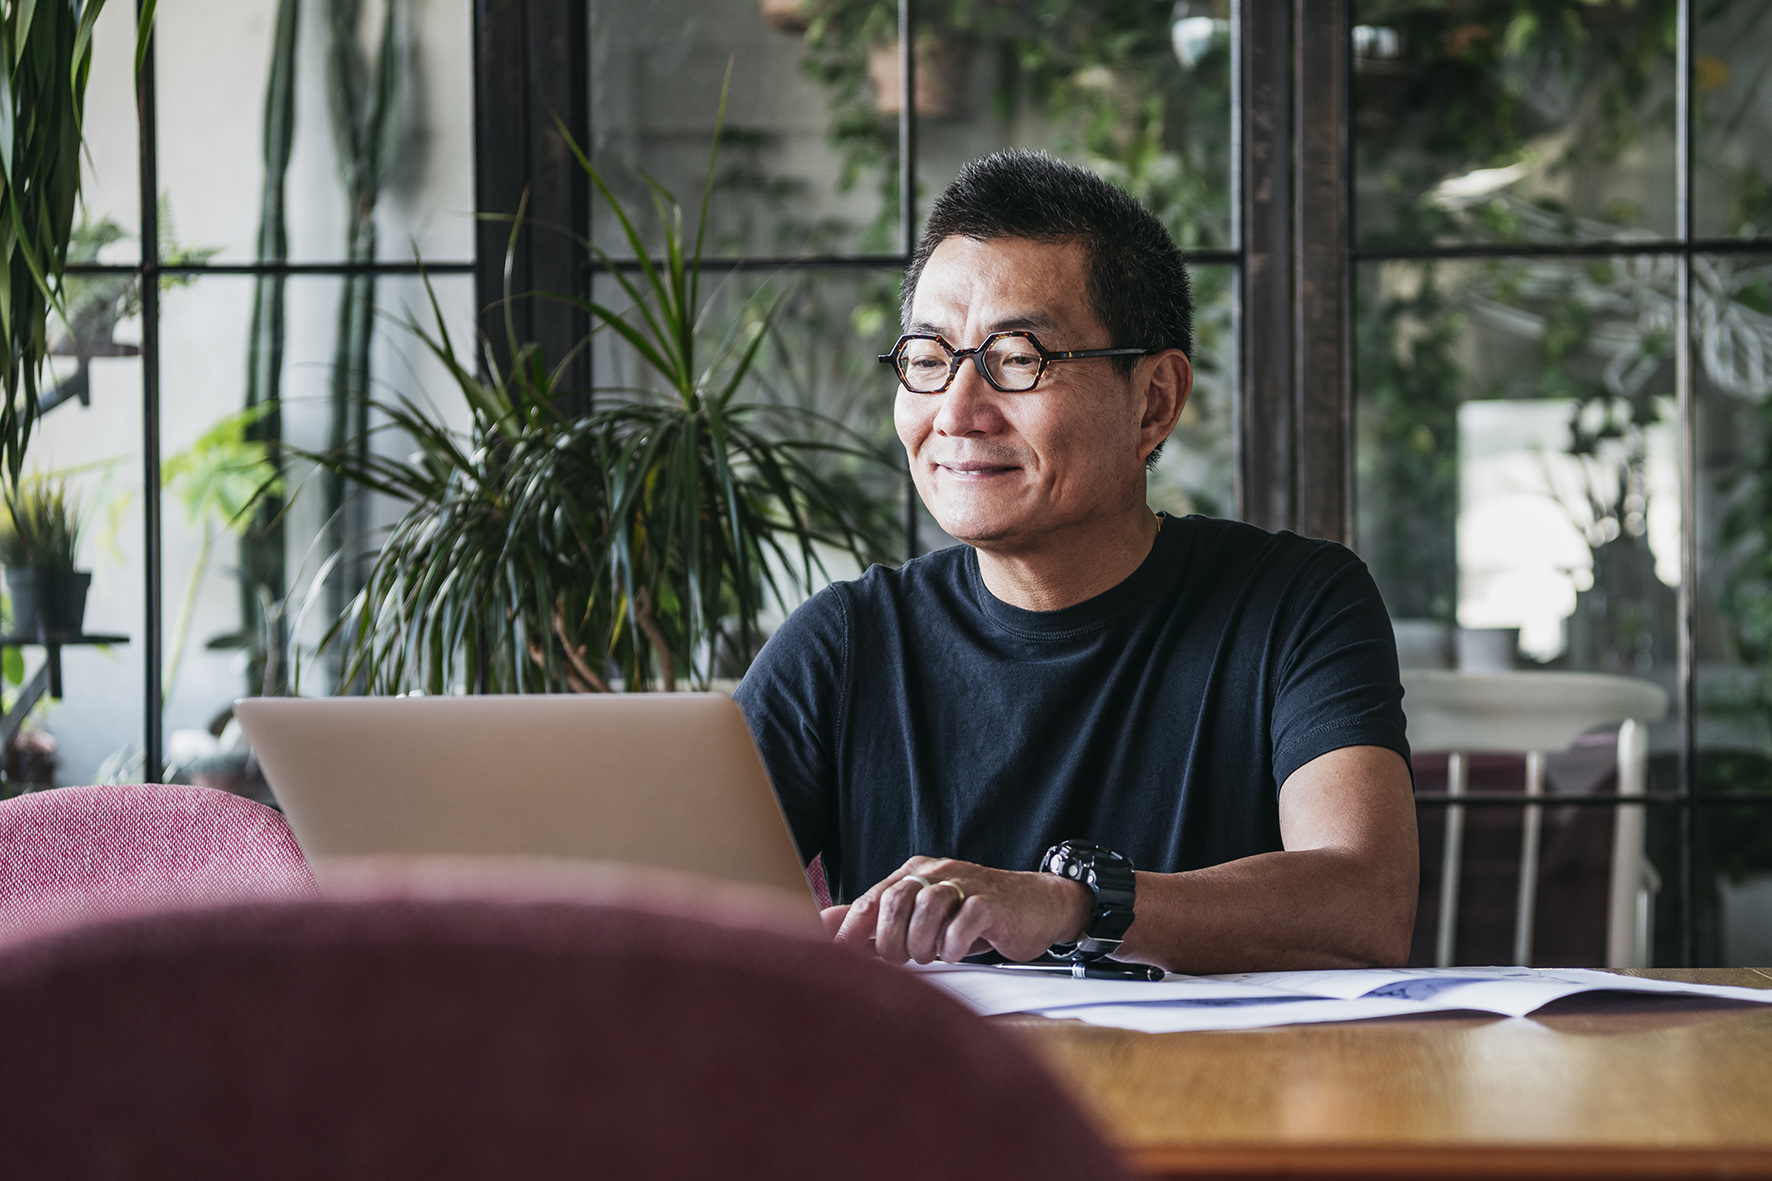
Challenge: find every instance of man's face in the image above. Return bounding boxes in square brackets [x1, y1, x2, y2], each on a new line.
[895, 235, 1156, 551]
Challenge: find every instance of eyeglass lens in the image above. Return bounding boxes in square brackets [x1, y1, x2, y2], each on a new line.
[897, 335, 1045, 392]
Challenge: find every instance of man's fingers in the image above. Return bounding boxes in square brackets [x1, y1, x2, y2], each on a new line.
[843, 858, 930, 954]
[905, 882, 963, 964]
[938, 896, 993, 962]
[833, 893, 879, 949]
[872, 877, 925, 963]
[840, 859, 990, 962]
[820, 904, 850, 937]
[843, 861, 1081, 964]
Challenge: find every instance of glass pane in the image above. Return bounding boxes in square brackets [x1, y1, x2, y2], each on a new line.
[7, 353, 145, 790]
[1357, 256, 1681, 692]
[55, 0, 142, 391]
[1352, 4, 1676, 248]
[155, 0, 475, 265]
[1694, 251, 1772, 952]
[1698, 803, 1772, 966]
[155, 272, 476, 786]
[589, 1, 887, 258]
[1696, 5, 1772, 239]
[1365, 250, 1688, 967]
[70, 0, 141, 264]
[1409, 751, 1678, 967]
[903, 1, 1234, 252]
[1151, 262, 1234, 520]
[157, 276, 262, 780]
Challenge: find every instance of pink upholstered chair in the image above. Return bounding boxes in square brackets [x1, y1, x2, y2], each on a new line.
[807, 849, 832, 908]
[0, 783, 315, 943]
[0, 882, 1130, 1180]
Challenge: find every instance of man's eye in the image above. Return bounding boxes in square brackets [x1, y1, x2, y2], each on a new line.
[907, 356, 947, 371]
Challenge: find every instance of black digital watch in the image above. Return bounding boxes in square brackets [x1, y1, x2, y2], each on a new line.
[1039, 839, 1137, 961]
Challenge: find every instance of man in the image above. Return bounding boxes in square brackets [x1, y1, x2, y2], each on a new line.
[734, 150, 1416, 974]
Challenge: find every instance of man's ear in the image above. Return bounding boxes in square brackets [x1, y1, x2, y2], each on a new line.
[1138, 349, 1193, 461]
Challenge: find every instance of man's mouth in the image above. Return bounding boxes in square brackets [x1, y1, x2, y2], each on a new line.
[937, 460, 1020, 478]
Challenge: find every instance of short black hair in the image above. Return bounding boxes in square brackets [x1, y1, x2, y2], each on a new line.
[902, 150, 1193, 370]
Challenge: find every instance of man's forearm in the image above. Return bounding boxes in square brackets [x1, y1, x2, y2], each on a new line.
[1109, 744, 1422, 974]
[1116, 846, 1417, 974]
[834, 747, 1418, 973]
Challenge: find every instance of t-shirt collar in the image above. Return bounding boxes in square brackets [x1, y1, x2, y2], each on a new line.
[966, 512, 1184, 639]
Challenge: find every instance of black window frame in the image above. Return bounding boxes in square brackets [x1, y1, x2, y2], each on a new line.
[60, 2, 477, 780]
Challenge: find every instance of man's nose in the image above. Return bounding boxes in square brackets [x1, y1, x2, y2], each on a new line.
[932, 354, 1003, 437]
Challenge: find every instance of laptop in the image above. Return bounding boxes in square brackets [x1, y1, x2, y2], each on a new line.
[233, 693, 816, 914]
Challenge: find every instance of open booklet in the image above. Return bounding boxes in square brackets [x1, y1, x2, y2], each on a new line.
[909, 964, 1772, 1033]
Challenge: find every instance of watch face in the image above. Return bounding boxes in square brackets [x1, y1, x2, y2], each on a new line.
[1042, 842, 1134, 959]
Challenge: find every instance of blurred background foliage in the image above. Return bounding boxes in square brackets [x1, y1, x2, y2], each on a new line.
[1342, 0, 1772, 917]
[693, 0, 1241, 520]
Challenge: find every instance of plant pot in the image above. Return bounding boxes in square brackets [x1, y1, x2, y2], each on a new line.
[867, 38, 970, 118]
[5, 568, 91, 636]
[758, 0, 819, 32]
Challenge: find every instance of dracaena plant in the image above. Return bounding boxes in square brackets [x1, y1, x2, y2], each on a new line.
[300, 75, 899, 695]
[0, 0, 138, 485]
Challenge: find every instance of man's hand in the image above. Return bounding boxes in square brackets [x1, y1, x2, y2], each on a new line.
[822, 747, 1416, 974]
[826, 856, 1092, 965]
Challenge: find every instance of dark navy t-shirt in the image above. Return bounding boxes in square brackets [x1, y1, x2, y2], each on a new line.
[733, 514, 1410, 904]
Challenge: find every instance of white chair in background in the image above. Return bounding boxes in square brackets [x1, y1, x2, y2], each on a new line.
[1401, 670, 1669, 969]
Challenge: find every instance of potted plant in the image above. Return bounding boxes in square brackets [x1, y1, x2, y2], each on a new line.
[0, 479, 90, 637]
[302, 72, 900, 695]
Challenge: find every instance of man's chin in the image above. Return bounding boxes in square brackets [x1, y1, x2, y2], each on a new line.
[927, 507, 1025, 548]
[918, 481, 1037, 546]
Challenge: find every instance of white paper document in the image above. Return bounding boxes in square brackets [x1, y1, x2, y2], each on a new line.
[909, 964, 1772, 1033]
[911, 963, 1323, 1017]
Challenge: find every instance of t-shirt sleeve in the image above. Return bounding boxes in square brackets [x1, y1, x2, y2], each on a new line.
[1269, 547, 1411, 790]
[732, 585, 850, 868]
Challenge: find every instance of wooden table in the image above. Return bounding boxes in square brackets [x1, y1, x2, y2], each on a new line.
[1004, 968, 1772, 1180]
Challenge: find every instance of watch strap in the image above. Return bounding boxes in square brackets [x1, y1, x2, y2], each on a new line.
[1041, 840, 1136, 961]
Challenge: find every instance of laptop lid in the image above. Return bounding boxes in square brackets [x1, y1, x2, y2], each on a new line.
[234, 694, 815, 912]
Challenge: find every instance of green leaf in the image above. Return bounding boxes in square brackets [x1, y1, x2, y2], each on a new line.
[307, 80, 900, 696]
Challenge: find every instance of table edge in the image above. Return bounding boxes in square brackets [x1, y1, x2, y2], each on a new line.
[1129, 1144, 1772, 1180]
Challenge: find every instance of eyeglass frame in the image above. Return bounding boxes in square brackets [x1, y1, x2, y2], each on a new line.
[877, 331, 1160, 394]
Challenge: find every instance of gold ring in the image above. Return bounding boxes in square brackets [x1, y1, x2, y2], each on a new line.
[903, 873, 934, 889]
[939, 880, 966, 904]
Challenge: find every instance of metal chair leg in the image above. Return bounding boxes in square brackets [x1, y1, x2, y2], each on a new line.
[1435, 751, 1467, 968]
[1607, 719, 1650, 969]
[1513, 751, 1546, 966]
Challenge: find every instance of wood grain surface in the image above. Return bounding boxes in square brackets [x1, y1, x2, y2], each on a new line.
[1003, 968, 1772, 1179]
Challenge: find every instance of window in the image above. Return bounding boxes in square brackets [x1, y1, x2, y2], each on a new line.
[42, 0, 1770, 965]
[50, 0, 475, 788]
[1348, 1, 1772, 967]
[582, 0, 1239, 562]
[572, 0, 1772, 965]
